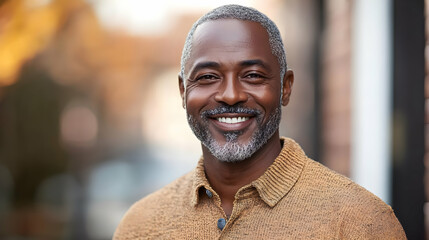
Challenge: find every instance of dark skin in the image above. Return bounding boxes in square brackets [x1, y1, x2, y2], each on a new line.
[179, 19, 294, 217]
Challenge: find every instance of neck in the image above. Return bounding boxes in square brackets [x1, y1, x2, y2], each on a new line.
[202, 132, 282, 216]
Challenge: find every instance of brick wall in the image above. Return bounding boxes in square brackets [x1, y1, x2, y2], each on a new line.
[321, 0, 352, 176]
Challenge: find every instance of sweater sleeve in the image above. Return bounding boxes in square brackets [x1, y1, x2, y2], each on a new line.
[337, 187, 406, 239]
[113, 201, 146, 240]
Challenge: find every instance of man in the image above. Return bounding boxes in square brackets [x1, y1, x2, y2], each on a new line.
[114, 4, 406, 239]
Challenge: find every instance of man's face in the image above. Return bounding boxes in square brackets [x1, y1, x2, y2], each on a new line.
[180, 19, 288, 162]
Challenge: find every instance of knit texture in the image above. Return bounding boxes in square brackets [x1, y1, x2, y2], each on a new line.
[114, 137, 406, 239]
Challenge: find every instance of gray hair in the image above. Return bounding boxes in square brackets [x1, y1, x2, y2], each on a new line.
[180, 4, 287, 84]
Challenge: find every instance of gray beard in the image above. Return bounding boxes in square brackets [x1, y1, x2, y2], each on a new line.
[187, 106, 281, 163]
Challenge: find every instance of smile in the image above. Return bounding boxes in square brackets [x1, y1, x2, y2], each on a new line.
[217, 117, 249, 124]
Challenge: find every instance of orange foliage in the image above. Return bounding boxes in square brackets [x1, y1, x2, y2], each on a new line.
[0, 0, 84, 86]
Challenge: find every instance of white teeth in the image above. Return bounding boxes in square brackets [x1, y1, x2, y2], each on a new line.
[217, 117, 249, 123]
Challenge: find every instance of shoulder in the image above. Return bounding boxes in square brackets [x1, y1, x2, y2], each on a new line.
[113, 171, 194, 239]
[300, 159, 406, 238]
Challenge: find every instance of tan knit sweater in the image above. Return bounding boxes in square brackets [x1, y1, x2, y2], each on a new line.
[114, 137, 406, 239]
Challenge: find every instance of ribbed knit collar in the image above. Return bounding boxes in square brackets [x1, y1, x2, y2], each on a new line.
[191, 137, 307, 207]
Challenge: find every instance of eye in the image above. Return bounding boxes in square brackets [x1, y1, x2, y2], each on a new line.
[197, 74, 217, 80]
[195, 74, 220, 84]
[242, 72, 266, 83]
[244, 73, 263, 79]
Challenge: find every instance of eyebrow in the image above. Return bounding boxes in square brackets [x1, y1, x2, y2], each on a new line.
[188, 59, 271, 77]
[189, 61, 220, 77]
[239, 59, 270, 70]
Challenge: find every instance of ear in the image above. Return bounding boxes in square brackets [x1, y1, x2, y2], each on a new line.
[281, 70, 294, 106]
[178, 74, 186, 109]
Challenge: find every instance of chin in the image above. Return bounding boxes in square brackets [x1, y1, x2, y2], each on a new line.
[188, 106, 282, 162]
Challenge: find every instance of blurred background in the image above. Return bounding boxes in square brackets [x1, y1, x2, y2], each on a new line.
[0, 0, 425, 239]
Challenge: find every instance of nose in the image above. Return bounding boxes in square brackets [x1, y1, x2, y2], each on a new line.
[214, 74, 248, 105]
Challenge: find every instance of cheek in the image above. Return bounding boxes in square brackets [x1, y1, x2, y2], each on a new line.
[185, 86, 215, 112]
[246, 85, 281, 109]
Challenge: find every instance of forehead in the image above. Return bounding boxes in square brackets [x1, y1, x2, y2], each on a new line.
[186, 19, 278, 72]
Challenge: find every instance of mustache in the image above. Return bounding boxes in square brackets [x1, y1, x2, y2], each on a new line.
[201, 106, 261, 118]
